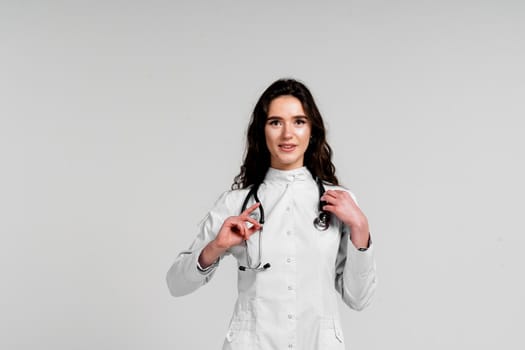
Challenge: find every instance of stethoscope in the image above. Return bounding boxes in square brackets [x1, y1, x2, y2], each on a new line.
[238, 176, 330, 272]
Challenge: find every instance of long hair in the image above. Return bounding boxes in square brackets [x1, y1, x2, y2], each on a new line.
[232, 78, 338, 189]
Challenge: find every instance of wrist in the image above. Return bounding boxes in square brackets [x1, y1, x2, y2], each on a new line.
[210, 239, 229, 254]
[355, 235, 371, 251]
[347, 221, 369, 238]
[199, 240, 227, 269]
[350, 235, 370, 249]
[348, 223, 370, 249]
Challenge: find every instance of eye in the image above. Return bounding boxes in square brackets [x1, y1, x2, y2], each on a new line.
[268, 119, 281, 126]
[295, 118, 307, 125]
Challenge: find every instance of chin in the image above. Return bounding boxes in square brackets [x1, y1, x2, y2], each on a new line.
[274, 159, 303, 170]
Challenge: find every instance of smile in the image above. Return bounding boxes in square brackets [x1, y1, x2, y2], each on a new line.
[279, 144, 297, 152]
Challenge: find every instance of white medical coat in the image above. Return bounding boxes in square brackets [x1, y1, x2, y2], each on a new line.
[167, 167, 376, 350]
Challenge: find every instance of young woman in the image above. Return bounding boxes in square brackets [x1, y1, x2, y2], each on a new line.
[167, 79, 376, 350]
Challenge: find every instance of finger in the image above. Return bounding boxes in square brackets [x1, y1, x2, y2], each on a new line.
[229, 216, 259, 240]
[327, 190, 345, 198]
[323, 190, 339, 199]
[245, 224, 262, 238]
[241, 202, 261, 217]
[232, 221, 249, 239]
[244, 216, 262, 229]
[321, 194, 337, 204]
[229, 220, 243, 235]
[322, 204, 337, 213]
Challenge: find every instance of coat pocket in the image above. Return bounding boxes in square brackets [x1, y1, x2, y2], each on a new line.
[223, 319, 256, 350]
[318, 318, 345, 349]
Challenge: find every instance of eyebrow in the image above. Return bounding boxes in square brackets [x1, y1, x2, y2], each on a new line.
[267, 115, 309, 120]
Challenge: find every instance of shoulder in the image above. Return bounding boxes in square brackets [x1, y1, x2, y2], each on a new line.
[212, 187, 253, 214]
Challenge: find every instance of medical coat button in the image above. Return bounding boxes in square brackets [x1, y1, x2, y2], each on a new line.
[288, 344, 294, 348]
[286, 257, 292, 263]
[288, 285, 293, 291]
[226, 331, 234, 341]
[288, 314, 293, 319]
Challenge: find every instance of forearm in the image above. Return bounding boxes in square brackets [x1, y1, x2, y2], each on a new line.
[347, 220, 370, 249]
[198, 240, 228, 269]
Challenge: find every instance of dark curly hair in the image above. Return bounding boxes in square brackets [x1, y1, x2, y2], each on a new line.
[232, 78, 338, 189]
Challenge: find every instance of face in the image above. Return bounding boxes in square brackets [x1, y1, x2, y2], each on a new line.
[265, 95, 311, 170]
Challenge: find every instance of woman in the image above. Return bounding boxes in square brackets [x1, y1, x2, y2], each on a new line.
[167, 78, 376, 349]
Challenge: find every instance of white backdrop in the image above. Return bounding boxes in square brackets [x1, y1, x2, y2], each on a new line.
[1, 1, 524, 349]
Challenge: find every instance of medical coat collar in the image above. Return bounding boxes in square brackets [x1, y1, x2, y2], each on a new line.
[264, 166, 311, 183]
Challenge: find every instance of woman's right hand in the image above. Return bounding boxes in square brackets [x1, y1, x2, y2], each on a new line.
[213, 202, 262, 250]
[198, 202, 262, 269]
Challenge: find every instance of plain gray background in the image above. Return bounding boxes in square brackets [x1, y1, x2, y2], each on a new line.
[2, 0, 524, 349]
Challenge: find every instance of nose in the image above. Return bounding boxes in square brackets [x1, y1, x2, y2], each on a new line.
[281, 121, 293, 139]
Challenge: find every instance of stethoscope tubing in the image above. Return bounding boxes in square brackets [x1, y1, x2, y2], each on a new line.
[238, 175, 330, 272]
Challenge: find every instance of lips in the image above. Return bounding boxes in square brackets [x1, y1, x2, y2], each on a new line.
[279, 144, 297, 152]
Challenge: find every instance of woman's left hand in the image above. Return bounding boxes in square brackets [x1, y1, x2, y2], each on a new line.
[321, 190, 370, 248]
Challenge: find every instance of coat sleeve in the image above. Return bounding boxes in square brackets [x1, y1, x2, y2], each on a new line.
[334, 231, 377, 311]
[166, 191, 232, 297]
[334, 191, 377, 311]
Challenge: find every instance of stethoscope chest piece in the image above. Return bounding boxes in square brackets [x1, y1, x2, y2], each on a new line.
[313, 214, 329, 231]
